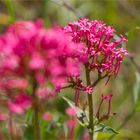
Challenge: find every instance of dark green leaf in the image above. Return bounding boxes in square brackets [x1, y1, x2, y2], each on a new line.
[95, 123, 119, 134]
[63, 123, 68, 139]
[23, 125, 34, 140]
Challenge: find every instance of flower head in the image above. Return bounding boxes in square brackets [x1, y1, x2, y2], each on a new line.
[63, 18, 128, 77]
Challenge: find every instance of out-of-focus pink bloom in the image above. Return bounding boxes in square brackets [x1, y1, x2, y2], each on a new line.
[82, 131, 90, 140]
[0, 113, 7, 121]
[66, 107, 76, 117]
[8, 93, 32, 115]
[67, 119, 77, 129]
[63, 18, 128, 77]
[36, 87, 55, 99]
[42, 112, 53, 122]
[0, 20, 84, 113]
[8, 78, 28, 89]
[66, 107, 77, 139]
[35, 73, 46, 84]
[29, 53, 45, 70]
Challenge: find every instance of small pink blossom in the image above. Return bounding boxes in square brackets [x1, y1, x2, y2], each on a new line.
[66, 107, 76, 117]
[36, 87, 55, 98]
[82, 131, 90, 140]
[0, 113, 7, 121]
[84, 86, 93, 94]
[74, 78, 93, 94]
[43, 112, 53, 122]
[29, 53, 45, 70]
[8, 78, 28, 89]
[8, 93, 32, 115]
[101, 94, 107, 100]
[67, 119, 77, 129]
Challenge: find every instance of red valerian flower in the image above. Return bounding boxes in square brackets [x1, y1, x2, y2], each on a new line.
[63, 18, 128, 77]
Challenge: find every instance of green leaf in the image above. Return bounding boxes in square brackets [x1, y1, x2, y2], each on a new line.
[62, 97, 88, 127]
[25, 109, 33, 125]
[23, 124, 34, 140]
[62, 96, 75, 108]
[95, 123, 119, 134]
[4, 0, 15, 23]
[135, 102, 140, 112]
[133, 72, 140, 103]
[62, 96, 85, 117]
[97, 132, 111, 139]
[74, 124, 84, 140]
[63, 123, 68, 140]
[40, 118, 63, 139]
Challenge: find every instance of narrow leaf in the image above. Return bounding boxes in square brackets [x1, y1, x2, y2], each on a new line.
[62, 96, 88, 127]
[95, 123, 119, 134]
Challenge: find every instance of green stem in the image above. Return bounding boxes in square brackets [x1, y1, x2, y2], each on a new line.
[32, 78, 41, 140]
[85, 65, 94, 140]
[34, 104, 40, 140]
[5, 0, 15, 23]
[9, 111, 14, 140]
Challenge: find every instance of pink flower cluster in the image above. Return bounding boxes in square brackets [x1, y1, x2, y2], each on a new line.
[63, 18, 128, 76]
[67, 77, 94, 105]
[74, 78, 93, 94]
[0, 20, 84, 114]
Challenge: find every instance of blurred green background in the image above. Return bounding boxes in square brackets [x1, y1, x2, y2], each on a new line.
[0, 0, 140, 139]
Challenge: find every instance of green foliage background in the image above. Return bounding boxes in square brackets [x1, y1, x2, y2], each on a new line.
[0, 0, 140, 139]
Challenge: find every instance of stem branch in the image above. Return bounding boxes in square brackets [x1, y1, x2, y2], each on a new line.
[9, 111, 14, 140]
[34, 104, 40, 140]
[32, 77, 40, 140]
[85, 65, 94, 140]
[91, 74, 107, 87]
